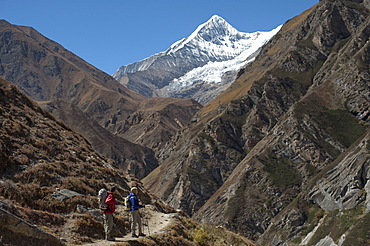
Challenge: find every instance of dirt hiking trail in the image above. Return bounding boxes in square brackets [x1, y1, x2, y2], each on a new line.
[77, 205, 178, 246]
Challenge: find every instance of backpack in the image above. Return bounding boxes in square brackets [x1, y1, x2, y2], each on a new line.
[125, 194, 133, 209]
[98, 188, 108, 210]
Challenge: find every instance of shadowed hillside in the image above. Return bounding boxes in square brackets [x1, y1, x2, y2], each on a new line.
[0, 77, 136, 244]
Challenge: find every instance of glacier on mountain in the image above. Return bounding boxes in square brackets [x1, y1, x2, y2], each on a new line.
[167, 23, 282, 91]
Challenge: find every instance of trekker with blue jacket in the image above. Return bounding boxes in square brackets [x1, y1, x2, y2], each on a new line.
[129, 187, 146, 238]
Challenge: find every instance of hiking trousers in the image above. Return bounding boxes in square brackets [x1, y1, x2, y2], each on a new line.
[103, 213, 114, 239]
[131, 210, 142, 234]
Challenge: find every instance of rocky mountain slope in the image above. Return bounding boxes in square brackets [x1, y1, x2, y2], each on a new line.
[0, 77, 134, 244]
[114, 96, 202, 151]
[113, 15, 280, 105]
[143, 0, 370, 245]
[0, 19, 201, 176]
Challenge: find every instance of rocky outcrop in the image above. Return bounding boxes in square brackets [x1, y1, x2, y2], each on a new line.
[308, 134, 369, 211]
[0, 208, 65, 246]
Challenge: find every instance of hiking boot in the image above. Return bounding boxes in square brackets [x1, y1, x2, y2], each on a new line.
[138, 233, 146, 237]
[131, 233, 139, 238]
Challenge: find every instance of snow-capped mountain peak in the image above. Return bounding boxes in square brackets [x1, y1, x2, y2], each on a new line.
[167, 15, 245, 56]
[113, 15, 281, 104]
[167, 24, 282, 93]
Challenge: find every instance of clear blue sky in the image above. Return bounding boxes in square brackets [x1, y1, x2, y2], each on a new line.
[2, 0, 318, 75]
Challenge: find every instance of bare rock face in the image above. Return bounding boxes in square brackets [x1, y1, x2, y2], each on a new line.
[144, 0, 370, 244]
[308, 135, 369, 211]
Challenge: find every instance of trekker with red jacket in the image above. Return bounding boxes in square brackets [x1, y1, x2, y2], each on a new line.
[104, 186, 116, 241]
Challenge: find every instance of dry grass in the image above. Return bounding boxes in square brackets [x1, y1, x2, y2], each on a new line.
[280, 4, 318, 35]
[72, 213, 105, 239]
[19, 207, 66, 227]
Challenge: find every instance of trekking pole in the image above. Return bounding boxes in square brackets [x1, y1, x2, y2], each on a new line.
[145, 207, 150, 236]
[128, 209, 132, 236]
[113, 216, 125, 238]
[113, 223, 125, 238]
